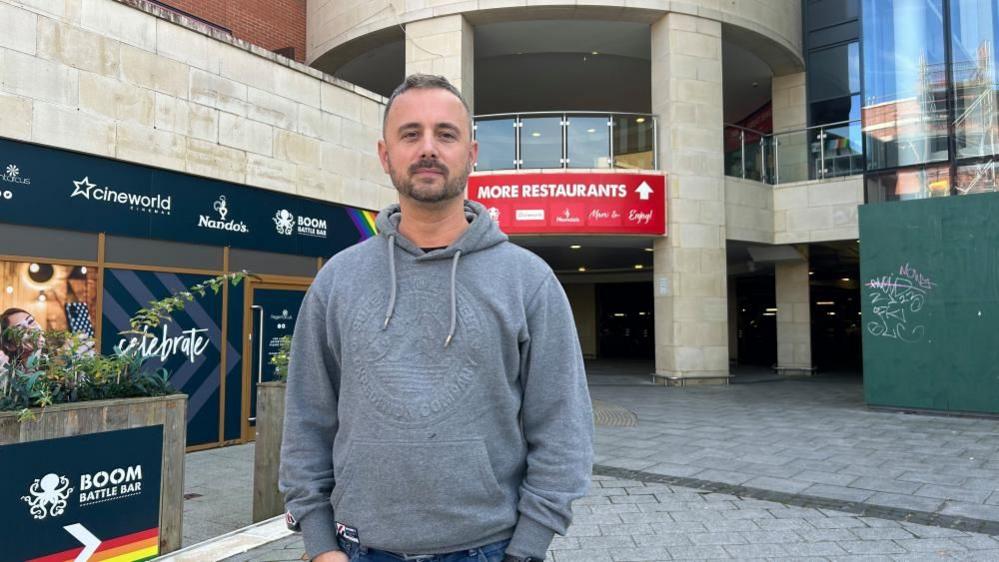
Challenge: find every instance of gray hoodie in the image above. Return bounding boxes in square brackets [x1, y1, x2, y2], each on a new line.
[280, 200, 593, 559]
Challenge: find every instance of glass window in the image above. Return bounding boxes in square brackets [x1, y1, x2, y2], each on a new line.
[955, 160, 999, 193]
[809, 42, 861, 102]
[865, 165, 951, 202]
[566, 115, 610, 169]
[950, 0, 999, 159]
[862, 0, 949, 170]
[811, 95, 862, 125]
[613, 115, 655, 169]
[474, 118, 516, 171]
[520, 116, 562, 169]
[0, 260, 98, 336]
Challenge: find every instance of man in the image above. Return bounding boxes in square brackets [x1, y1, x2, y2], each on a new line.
[280, 74, 593, 562]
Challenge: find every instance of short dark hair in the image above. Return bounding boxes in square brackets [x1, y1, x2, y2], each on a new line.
[383, 74, 473, 138]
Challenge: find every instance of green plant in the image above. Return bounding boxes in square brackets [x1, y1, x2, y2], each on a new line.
[0, 271, 252, 422]
[269, 335, 292, 381]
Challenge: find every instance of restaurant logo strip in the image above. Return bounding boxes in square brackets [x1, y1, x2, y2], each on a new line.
[71, 176, 172, 215]
[198, 194, 249, 233]
[469, 172, 667, 235]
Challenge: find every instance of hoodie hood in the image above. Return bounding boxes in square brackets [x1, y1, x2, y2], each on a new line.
[373, 200, 508, 346]
[374, 199, 508, 259]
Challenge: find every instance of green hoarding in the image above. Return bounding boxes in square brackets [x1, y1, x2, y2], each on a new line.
[859, 193, 999, 415]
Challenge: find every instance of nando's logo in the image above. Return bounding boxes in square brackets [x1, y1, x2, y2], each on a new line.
[198, 195, 249, 233]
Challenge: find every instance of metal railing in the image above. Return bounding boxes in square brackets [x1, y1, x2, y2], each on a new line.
[473, 111, 658, 172]
[725, 119, 864, 184]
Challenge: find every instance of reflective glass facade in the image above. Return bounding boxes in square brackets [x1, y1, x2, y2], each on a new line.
[862, 0, 999, 200]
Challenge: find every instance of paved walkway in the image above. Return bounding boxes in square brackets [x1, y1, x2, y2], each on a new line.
[181, 368, 999, 560]
[220, 475, 999, 561]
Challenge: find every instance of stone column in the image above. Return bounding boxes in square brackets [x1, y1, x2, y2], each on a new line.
[405, 15, 474, 111]
[775, 246, 812, 374]
[771, 72, 808, 182]
[651, 13, 729, 385]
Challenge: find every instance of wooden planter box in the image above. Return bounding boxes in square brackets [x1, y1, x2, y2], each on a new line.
[0, 394, 187, 554]
[252, 381, 286, 522]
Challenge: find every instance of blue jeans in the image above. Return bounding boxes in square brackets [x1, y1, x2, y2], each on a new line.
[335, 536, 510, 562]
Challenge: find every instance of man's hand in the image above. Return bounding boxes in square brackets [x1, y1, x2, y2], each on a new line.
[313, 550, 349, 562]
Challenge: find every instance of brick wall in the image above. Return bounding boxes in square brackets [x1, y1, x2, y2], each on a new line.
[156, 0, 306, 63]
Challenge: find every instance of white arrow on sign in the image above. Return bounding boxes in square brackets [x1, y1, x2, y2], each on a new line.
[635, 181, 654, 201]
[64, 523, 102, 562]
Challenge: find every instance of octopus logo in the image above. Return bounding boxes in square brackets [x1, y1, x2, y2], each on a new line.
[273, 209, 295, 236]
[21, 473, 74, 520]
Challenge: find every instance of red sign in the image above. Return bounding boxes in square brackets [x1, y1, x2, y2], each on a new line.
[467, 172, 666, 235]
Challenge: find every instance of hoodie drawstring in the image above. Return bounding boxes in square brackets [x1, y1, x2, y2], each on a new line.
[444, 250, 462, 348]
[382, 237, 463, 348]
[383, 234, 397, 330]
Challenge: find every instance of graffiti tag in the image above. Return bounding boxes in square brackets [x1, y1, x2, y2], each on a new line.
[864, 266, 933, 343]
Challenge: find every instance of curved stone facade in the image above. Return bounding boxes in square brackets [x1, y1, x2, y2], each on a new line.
[307, 0, 804, 73]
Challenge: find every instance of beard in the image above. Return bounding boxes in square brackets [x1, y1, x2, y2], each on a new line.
[388, 157, 470, 204]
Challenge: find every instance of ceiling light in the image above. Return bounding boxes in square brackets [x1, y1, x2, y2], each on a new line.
[586, 128, 596, 133]
[80, 266, 88, 275]
[816, 301, 835, 306]
[638, 312, 646, 316]
[841, 277, 850, 282]
[591, 51, 599, 55]
[634, 264, 644, 269]
[808, 271, 814, 275]
[635, 117, 646, 123]
[5, 286, 12, 294]
[570, 244, 581, 249]
[37, 291, 46, 303]
[827, 311, 837, 316]
[29, 263, 40, 273]
[613, 313, 625, 317]
[578, 267, 586, 272]
[762, 312, 776, 317]
[531, 132, 541, 137]
[765, 307, 778, 313]
[644, 247, 654, 252]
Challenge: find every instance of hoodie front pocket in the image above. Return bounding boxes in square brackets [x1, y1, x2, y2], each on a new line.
[330, 438, 511, 551]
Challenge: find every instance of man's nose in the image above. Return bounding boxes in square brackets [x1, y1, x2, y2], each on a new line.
[418, 134, 438, 158]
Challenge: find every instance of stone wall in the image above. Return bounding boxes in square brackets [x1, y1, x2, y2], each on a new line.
[0, 0, 397, 213]
[308, 0, 803, 75]
[774, 176, 863, 244]
[725, 176, 774, 244]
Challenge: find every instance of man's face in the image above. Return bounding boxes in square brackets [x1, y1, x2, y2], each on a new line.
[378, 88, 478, 204]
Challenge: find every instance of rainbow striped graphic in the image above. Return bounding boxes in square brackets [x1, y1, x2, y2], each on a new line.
[347, 208, 378, 239]
[29, 528, 158, 562]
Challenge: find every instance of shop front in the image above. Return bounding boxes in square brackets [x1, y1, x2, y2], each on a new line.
[0, 137, 377, 450]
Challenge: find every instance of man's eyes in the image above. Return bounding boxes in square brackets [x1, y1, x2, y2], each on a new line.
[400, 130, 459, 140]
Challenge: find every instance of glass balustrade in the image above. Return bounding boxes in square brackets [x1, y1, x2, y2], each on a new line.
[472, 112, 658, 172]
[724, 120, 864, 184]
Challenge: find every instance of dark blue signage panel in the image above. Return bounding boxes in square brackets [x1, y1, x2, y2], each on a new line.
[101, 270, 225, 447]
[249, 288, 306, 426]
[0, 426, 163, 561]
[0, 137, 377, 257]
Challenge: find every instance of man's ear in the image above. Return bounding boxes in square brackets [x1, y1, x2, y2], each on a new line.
[377, 138, 391, 173]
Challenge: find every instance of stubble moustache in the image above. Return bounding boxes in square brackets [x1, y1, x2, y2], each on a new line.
[389, 157, 469, 204]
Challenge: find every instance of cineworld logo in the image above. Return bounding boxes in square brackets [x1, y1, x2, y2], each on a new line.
[273, 208, 327, 238]
[2, 163, 30, 185]
[198, 195, 248, 233]
[71, 176, 172, 215]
